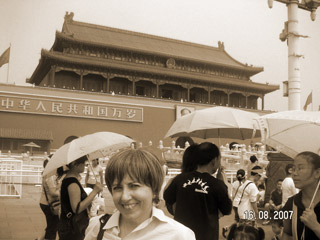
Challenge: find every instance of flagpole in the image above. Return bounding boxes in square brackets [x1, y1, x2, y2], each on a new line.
[6, 43, 10, 84]
[311, 90, 313, 111]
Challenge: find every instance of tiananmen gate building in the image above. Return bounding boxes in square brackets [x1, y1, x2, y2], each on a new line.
[0, 12, 279, 154]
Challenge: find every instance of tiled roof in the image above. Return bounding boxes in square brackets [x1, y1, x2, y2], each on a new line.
[0, 128, 53, 140]
[54, 14, 262, 73]
[37, 50, 278, 94]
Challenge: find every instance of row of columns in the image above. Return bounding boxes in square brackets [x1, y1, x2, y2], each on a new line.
[49, 66, 265, 110]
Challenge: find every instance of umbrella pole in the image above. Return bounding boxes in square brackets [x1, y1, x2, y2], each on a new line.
[309, 178, 320, 208]
[86, 155, 99, 184]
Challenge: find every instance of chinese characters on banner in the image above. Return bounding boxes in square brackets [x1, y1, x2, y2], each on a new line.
[0, 95, 143, 122]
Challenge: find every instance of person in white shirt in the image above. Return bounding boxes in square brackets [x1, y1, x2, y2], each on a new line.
[256, 183, 265, 208]
[85, 158, 104, 188]
[85, 148, 195, 240]
[222, 168, 246, 238]
[237, 166, 262, 226]
[281, 163, 297, 207]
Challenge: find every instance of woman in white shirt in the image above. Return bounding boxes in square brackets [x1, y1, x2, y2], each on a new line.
[85, 158, 104, 188]
[85, 148, 195, 240]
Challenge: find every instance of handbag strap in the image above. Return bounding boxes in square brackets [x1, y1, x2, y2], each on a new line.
[97, 214, 111, 240]
[233, 181, 242, 200]
[238, 181, 253, 205]
[75, 201, 81, 214]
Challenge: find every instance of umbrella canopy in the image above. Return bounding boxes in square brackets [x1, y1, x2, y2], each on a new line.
[164, 106, 260, 140]
[256, 110, 320, 158]
[42, 131, 134, 176]
[22, 142, 41, 148]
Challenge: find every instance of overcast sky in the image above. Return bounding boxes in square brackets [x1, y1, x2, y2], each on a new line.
[0, 0, 319, 111]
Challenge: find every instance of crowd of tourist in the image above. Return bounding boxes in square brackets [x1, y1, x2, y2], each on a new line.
[38, 138, 320, 240]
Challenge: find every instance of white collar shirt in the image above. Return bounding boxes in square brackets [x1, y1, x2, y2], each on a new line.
[281, 177, 297, 206]
[85, 206, 195, 240]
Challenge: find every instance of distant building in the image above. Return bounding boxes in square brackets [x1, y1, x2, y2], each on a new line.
[0, 12, 278, 154]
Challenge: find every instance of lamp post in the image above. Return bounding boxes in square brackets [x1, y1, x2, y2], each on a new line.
[268, 0, 320, 110]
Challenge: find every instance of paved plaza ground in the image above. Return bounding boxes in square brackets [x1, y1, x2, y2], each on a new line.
[0, 184, 273, 240]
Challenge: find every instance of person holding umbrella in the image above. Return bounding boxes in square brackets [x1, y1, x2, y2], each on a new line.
[58, 155, 104, 240]
[41, 132, 134, 239]
[282, 151, 320, 240]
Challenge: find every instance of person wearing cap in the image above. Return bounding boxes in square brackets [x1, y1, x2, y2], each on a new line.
[222, 169, 246, 238]
[237, 166, 262, 226]
[246, 155, 258, 178]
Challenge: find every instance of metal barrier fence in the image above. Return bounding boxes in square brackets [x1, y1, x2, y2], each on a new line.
[0, 158, 238, 199]
[0, 159, 23, 198]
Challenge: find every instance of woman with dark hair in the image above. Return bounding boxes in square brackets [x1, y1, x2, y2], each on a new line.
[181, 143, 199, 173]
[282, 151, 320, 240]
[164, 142, 232, 240]
[58, 156, 104, 240]
[227, 223, 265, 240]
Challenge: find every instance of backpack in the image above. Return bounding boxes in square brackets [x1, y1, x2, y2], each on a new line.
[97, 213, 111, 240]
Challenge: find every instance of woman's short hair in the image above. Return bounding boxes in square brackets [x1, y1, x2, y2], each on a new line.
[197, 142, 220, 166]
[105, 148, 164, 204]
[227, 223, 265, 240]
[296, 151, 320, 169]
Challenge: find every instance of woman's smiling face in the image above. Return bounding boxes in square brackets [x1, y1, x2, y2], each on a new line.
[112, 174, 154, 225]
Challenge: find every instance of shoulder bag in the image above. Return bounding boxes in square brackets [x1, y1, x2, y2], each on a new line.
[67, 201, 89, 237]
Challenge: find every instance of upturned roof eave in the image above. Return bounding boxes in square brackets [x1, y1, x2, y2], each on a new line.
[53, 31, 263, 76]
[27, 52, 50, 85]
[30, 50, 278, 94]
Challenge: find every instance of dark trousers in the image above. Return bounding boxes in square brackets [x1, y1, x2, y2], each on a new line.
[233, 206, 240, 222]
[40, 203, 59, 240]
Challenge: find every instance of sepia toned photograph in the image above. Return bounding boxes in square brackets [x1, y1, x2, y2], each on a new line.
[1, 1, 320, 239]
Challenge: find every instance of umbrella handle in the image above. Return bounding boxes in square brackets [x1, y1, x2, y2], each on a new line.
[309, 178, 320, 209]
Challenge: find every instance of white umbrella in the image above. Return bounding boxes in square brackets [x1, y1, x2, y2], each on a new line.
[22, 142, 41, 148]
[256, 110, 320, 158]
[22, 141, 41, 154]
[42, 131, 134, 176]
[164, 106, 260, 141]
